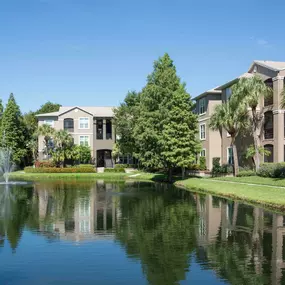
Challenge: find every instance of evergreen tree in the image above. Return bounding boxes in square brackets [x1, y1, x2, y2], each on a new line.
[161, 84, 200, 180]
[0, 99, 3, 127]
[0, 93, 27, 164]
[113, 91, 140, 155]
[134, 54, 180, 171]
[134, 53, 199, 180]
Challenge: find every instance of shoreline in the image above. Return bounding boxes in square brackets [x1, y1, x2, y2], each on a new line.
[7, 171, 285, 212]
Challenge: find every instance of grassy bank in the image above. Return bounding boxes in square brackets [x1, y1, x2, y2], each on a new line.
[9, 171, 168, 182]
[175, 178, 285, 211]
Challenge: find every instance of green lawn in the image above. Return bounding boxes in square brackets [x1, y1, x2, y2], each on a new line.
[213, 176, 285, 187]
[9, 171, 167, 182]
[175, 178, 285, 211]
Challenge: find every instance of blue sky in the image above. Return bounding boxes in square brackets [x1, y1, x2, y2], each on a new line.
[1, 0, 285, 113]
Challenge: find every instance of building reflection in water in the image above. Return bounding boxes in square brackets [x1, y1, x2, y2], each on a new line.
[36, 181, 121, 242]
[195, 194, 285, 285]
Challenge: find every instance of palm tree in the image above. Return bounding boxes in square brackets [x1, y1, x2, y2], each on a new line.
[37, 124, 55, 158]
[26, 134, 38, 166]
[210, 96, 249, 176]
[235, 75, 272, 171]
[53, 130, 73, 167]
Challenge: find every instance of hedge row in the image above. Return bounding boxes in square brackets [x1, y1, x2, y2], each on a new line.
[257, 163, 285, 178]
[115, 164, 136, 169]
[236, 170, 256, 177]
[104, 168, 125, 173]
[25, 167, 96, 173]
[35, 161, 55, 168]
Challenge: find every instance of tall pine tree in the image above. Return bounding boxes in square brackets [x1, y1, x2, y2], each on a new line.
[0, 93, 27, 164]
[134, 53, 200, 180]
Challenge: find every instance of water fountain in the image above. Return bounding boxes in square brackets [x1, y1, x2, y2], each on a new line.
[0, 148, 28, 185]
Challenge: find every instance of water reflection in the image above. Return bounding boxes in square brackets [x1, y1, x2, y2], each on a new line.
[1, 181, 285, 284]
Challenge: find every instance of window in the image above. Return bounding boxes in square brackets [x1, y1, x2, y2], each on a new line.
[64, 118, 74, 132]
[80, 220, 90, 233]
[44, 120, 54, 127]
[200, 124, 206, 140]
[264, 144, 273, 163]
[106, 119, 112, 139]
[225, 88, 232, 101]
[79, 198, 90, 217]
[79, 117, 89, 129]
[79, 136, 89, 146]
[199, 98, 206, 114]
[200, 149, 206, 157]
[227, 147, 234, 165]
[96, 119, 103, 140]
[264, 111, 273, 139]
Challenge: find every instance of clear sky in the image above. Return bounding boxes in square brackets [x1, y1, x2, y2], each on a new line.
[1, 0, 285, 113]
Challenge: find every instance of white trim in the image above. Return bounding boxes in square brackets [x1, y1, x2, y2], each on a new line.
[198, 116, 210, 122]
[199, 123, 206, 140]
[79, 117, 90, 129]
[200, 148, 206, 157]
[273, 109, 285, 115]
[44, 119, 54, 127]
[79, 135, 90, 146]
[272, 76, 285, 81]
[198, 112, 206, 116]
[199, 97, 206, 115]
[72, 132, 93, 135]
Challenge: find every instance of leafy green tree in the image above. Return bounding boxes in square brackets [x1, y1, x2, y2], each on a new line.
[0, 99, 3, 124]
[244, 144, 270, 167]
[26, 134, 39, 165]
[134, 53, 198, 180]
[210, 95, 249, 176]
[35, 101, 61, 115]
[0, 93, 27, 164]
[161, 84, 200, 180]
[113, 91, 140, 155]
[71, 145, 92, 164]
[235, 76, 272, 171]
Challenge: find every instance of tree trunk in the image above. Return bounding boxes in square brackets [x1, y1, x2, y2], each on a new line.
[252, 108, 260, 171]
[231, 138, 239, 177]
[181, 167, 185, 180]
[168, 168, 173, 183]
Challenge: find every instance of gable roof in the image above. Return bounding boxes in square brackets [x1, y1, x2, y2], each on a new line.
[249, 60, 285, 72]
[193, 87, 221, 100]
[216, 72, 254, 90]
[36, 106, 115, 117]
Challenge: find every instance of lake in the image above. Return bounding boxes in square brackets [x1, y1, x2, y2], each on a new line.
[0, 180, 284, 285]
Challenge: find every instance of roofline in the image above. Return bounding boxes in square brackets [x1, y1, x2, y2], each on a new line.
[58, 106, 94, 117]
[248, 60, 285, 72]
[35, 112, 59, 117]
[216, 77, 240, 90]
[193, 89, 222, 100]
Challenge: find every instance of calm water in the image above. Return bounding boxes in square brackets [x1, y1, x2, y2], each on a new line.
[0, 180, 284, 285]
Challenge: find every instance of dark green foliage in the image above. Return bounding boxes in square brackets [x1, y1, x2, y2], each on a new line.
[113, 91, 140, 155]
[133, 54, 200, 180]
[24, 166, 96, 173]
[104, 168, 125, 173]
[35, 101, 61, 115]
[257, 163, 285, 178]
[72, 145, 92, 164]
[236, 170, 256, 177]
[211, 157, 221, 176]
[199, 157, 206, 170]
[0, 93, 27, 164]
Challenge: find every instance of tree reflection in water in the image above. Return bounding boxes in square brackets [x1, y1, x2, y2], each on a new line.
[1, 181, 285, 284]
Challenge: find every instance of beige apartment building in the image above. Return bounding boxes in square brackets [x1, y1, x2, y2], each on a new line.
[36, 106, 116, 167]
[194, 60, 285, 170]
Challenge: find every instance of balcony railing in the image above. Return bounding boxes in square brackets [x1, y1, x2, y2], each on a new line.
[264, 128, 273, 139]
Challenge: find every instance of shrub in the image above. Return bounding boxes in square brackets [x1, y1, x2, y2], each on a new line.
[199, 157, 206, 170]
[220, 164, 233, 174]
[188, 164, 200, 171]
[211, 157, 221, 176]
[77, 164, 94, 168]
[104, 168, 125, 173]
[115, 164, 128, 169]
[257, 163, 285, 178]
[25, 166, 96, 173]
[35, 161, 55, 168]
[237, 170, 256, 177]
